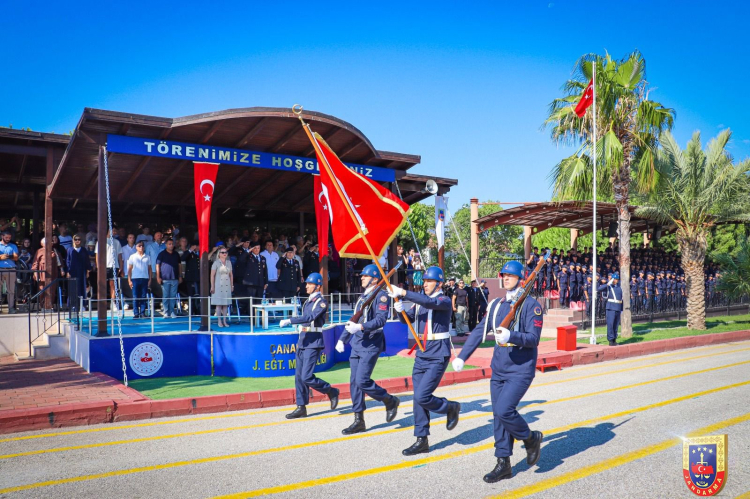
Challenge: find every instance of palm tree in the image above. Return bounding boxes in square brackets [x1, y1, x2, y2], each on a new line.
[715, 240, 750, 302]
[637, 131, 750, 329]
[543, 51, 675, 338]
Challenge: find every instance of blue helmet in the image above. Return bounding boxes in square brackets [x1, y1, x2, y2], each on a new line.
[423, 266, 444, 282]
[305, 272, 323, 286]
[500, 260, 524, 279]
[611, 272, 620, 280]
[361, 264, 380, 279]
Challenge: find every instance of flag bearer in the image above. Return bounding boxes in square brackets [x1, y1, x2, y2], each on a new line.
[336, 264, 401, 434]
[280, 273, 339, 418]
[388, 266, 461, 456]
[598, 271, 623, 346]
[451, 260, 544, 483]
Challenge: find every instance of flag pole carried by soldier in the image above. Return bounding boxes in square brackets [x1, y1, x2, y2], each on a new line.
[452, 257, 546, 483]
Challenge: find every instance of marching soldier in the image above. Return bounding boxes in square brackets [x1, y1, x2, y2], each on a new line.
[336, 264, 401, 434]
[242, 240, 268, 306]
[598, 272, 623, 346]
[388, 266, 462, 456]
[452, 260, 544, 482]
[280, 273, 340, 419]
[276, 246, 303, 298]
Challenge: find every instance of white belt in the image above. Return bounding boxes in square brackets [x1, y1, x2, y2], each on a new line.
[299, 326, 323, 332]
[608, 299, 623, 304]
[426, 332, 451, 341]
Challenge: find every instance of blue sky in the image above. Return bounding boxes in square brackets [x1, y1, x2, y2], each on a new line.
[2, 1, 749, 211]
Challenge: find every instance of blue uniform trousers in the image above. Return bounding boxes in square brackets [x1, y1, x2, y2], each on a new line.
[294, 347, 333, 406]
[412, 356, 450, 437]
[606, 310, 621, 342]
[491, 373, 533, 457]
[349, 351, 389, 413]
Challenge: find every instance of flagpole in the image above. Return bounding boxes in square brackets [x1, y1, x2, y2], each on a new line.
[294, 106, 425, 352]
[590, 63, 598, 345]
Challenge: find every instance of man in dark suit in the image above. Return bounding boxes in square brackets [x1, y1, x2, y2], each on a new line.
[303, 242, 320, 277]
[66, 235, 91, 311]
[276, 246, 303, 298]
[243, 240, 268, 305]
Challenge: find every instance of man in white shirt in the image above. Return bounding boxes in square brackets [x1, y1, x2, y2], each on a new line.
[57, 224, 73, 251]
[127, 241, 152, 319]
[95, 229, 123, 311]
[121, 233, 137, 266]
[261, 240, 280, 298]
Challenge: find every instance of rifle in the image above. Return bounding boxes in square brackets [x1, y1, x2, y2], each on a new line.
[498, 251, 550, 330]
[349, 260, 402, 324]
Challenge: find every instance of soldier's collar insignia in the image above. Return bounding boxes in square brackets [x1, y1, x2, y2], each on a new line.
[683, 434, 727, 496]
[380, 296, 388, 302]
[534, 306, 542, 316]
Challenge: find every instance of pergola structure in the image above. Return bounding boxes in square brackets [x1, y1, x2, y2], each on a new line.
[468, 200, 661, 278]
[3, 107, 458, 333]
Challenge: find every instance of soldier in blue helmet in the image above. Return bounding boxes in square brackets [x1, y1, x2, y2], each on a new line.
[598, 271, 623, 346]
[280, 272, 340, 419]
[452, 259, 544, 482]
[388, 265, 462, 456]
[336, 264, 400, 434]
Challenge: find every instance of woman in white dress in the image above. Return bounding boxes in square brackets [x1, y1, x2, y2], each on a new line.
[210, 246, 234, 327]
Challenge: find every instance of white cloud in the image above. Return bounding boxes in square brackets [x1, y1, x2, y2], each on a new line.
[717, 123, 726, 128]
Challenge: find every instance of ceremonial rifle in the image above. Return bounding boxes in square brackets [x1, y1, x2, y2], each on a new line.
[349, 260, 402, 324]
[497, 251, 550, 330]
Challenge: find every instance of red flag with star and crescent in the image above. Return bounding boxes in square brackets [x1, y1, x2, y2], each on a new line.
[193, 162, 219, 255]
[313, 175, 330, 262]
[312, 133, 409, 259]
[574, 78, 594, 117]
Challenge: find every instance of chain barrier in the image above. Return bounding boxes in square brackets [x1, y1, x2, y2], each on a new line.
[104, 147, 129, 386]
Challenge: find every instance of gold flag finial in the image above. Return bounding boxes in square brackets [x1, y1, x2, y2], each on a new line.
[292, 104, 303, 116]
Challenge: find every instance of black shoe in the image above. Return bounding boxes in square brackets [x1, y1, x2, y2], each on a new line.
[329, 388, 340, 410]
[342, 412, 366, 435]
[524, 431, 543, 466]
[384, 395, 400, 423]
[609, 340, 617, 346]
[402, 437, 429, 456]
[285, 406, 307, 419]
[446, 401, 461, 431]
[483, 457, 512, 483]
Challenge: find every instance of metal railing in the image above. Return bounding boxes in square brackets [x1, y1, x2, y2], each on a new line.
[25, 277, 78, 355]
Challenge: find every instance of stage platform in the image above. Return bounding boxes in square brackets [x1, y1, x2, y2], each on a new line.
[69, 313, 409, 381]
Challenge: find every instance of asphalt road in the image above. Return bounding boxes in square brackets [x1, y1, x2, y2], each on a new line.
[2, 341, 750, 499]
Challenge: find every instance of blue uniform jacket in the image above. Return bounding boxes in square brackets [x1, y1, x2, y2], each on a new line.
[458, 296, 543, 376]
[597, 284, 623, 311]
[399, 290, 452, 359]
[339, 288, 390, 353]
[242, 253, 268, 287]
[558, 271, 569, 287]
[290, 293, 328, 349]
[66, 247, 91, 279]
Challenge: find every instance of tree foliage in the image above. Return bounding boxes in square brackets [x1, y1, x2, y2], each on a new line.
[715, 240, 750, 300]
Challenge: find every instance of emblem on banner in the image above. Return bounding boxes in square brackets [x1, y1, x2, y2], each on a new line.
[129, 342, 164, 377]
[438, 208, 445, 222]
[683, 434, 727, 496]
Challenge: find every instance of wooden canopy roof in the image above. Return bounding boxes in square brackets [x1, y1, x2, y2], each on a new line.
[474, 201, 653, 236]
[48, 107, 457, 223]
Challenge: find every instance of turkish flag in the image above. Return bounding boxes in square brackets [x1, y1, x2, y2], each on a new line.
[313, 175, 330, 261]
[193, 162, 219, 255]
[312, 133, 409, 259]
[574, 78, 594, 117]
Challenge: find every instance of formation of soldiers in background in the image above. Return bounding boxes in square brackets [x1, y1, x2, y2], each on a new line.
[525, 246, 724, 317]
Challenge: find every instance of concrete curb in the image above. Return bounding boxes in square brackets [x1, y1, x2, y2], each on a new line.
[1, 329, 748, 434]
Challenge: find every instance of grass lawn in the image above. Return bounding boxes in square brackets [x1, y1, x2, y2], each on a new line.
[130, 355, 478, 400]
[578, 313, 750, 346]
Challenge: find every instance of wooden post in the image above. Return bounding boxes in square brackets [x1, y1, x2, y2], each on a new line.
[96, 146, 108, 336]
[523, 226, 532, 261]
[44, 148, 54, 308]
[470, 198, 479, 280]
[32, 190, 40, 250]
[570, 228, 579, 250]
[321, 255, 329, 295]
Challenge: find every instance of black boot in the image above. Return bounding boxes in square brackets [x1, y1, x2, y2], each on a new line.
[285, 406, 307, 419]
[609, 340, 617, 346]
[446, 401, 461, 431]
[402, 437, 429, 456]
[524, 431, 543, 466]
[483, 457, 512, 483]
[384, 395, 400, 423]
[329, 388, 340, 410]
[342, 412, 366, 435]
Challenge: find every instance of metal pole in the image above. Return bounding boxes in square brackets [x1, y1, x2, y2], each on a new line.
[88, 299, 92, 336]
[208, 296, 212, 332]
[151, 296, 155, 334]
[590, 63, 598, 345]
[188, 295, 192, 332]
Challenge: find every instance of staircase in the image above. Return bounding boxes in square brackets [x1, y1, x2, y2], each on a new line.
[541, 308, 585, 338]
[12, 315, 71, 361]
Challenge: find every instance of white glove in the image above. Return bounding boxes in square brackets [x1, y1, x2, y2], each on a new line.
[506, 288, 522, 303]
[345, 322, 363, 334]
[335, 340, 345, 353]
[608, 279, 614, 286]
[279, 319, 292, 327]
[452, 358, 464, 372]
[393, 300, 404, 313]
[387, 285, 406, 298]
[496, 327, 511, 344]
